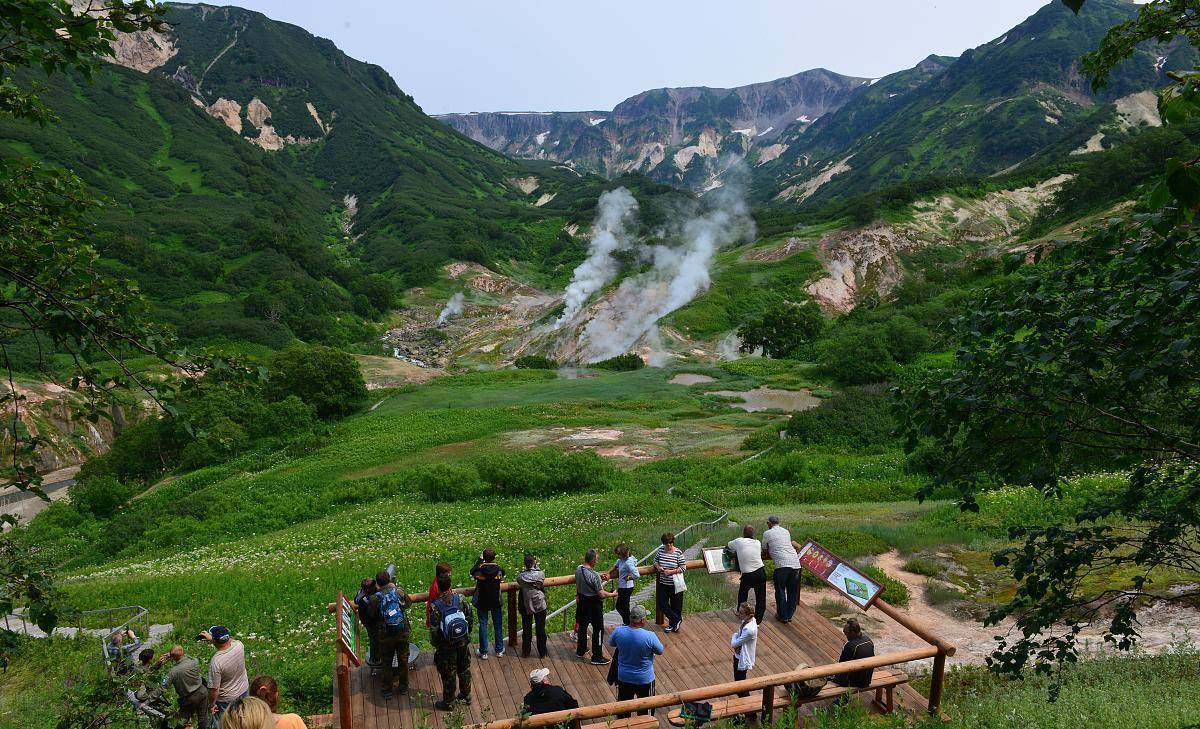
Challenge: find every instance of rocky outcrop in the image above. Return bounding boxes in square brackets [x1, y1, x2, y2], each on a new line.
[71, 0, 177, 72]
[206, 98, 243, 134]
[243, 97, 318, 150]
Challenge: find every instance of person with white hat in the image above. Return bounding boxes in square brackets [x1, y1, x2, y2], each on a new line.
[521, 667, 579, 717]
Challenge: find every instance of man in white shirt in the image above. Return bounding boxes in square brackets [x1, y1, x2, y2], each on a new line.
[727, 525, 766, 623]
[762, 516, 802, 622]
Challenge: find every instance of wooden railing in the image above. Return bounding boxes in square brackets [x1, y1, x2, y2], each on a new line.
[466, 646, 942, 729]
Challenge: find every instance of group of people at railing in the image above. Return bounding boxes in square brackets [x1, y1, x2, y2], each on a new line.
[346, 515, 876, 718]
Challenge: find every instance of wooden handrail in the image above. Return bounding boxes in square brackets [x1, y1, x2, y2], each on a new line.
[874, 599, 957, 657]
[466, 646, 939, 729]
[406, 561, 705, 604]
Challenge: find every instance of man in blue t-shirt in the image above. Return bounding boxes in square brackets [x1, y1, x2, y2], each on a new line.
[606, 605, 664, 717]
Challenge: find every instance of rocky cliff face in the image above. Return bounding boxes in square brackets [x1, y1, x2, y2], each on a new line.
[437, 68, 869, 191]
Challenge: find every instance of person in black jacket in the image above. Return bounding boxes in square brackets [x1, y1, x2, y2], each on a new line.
[522, 668, 579, 717]
[830, 618, 875, 688]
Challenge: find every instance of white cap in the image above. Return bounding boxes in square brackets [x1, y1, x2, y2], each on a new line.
[529, 667, 550, 684]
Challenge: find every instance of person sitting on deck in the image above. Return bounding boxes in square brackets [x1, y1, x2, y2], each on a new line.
[607, 605, 664, 717]
[522, 667, 579, 718]
[430, 574, 474, 711]
[575, 548, 616, 665]
[250, 674, 306, 729]
[471, 548, 507, 659]
[830, 618, 875, 688]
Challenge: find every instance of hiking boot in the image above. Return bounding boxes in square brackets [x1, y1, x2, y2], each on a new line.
[434, 701, 453, 712]
[457, 694, 472, 705]
[590, 656, 611, 665]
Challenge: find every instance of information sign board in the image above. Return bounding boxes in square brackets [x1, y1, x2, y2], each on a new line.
[797, 540, 883, 609]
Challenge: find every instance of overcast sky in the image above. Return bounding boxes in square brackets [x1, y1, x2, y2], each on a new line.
[224, 0, 1053, 115]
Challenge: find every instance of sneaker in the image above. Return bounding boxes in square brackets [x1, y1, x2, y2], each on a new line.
[479, 651, 489, 660]
[663, 625, 675, 633]
[496, 650, 505, 658]
[590, 656, 611, 665]
[576, 652, 588, 660]
[434, 701, 453, 712]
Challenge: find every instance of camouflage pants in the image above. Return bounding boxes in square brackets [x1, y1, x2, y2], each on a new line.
[433, 643, 471, 703]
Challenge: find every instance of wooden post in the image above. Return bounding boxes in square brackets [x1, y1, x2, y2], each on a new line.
[508, 587, 518, 648]
[761, 684, 775, 724]
[655, 581, 665, 626]
[336, 650, 352, 729]
[928, 649, 946, 717]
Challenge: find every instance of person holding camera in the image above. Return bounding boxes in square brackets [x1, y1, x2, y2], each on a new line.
[199, 626, 248, 723]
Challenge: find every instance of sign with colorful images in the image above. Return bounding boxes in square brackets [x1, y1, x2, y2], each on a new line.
[797, 540, 883, 609]
[702, 546, 736, 574]
[336, 592, 361, 666]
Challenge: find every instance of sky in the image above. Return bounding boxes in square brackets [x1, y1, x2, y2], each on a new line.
[224, 0, 1052, 115]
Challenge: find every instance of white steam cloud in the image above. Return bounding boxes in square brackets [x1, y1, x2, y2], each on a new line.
[553, 188, 639, 328]
[577, 185, 754, 363]
[437, 292, 465, 325]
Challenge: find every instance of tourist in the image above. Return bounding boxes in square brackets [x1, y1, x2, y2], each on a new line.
[130, 648, 164, 712]
[162, 645, 210, 729]
[217, 696, 273, 729]
[516, 554, 549, 658]
[762, 515, 801, 623]
[426, 561, 452, 626]
[730, 602, 758, 697]
[353, 576, 380, 668]
[728, 525, 767, 624]
[831, 618, 875, 688]
[471, 547, 506, 659]
[610, 544, 639, 625]
[522, 667, 579, 717]
[368, 569, 412, 699]
[607, 605, 664, 717]
[250, 675, 306, 729]
[654, 533, 686, 632]
[430, 574, 473, 710]
[575, 548, 615, 664]
[200, 625, 249, 723]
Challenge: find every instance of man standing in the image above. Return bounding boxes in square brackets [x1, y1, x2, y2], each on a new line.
[609, 544, 639, 626]
[430, 574, 474, 711]
[368, 569, 412, 699]
[607, 605, 664, 717]
[522, 667, 579, 717]
[162, 645, 210, 729]
[471, 548, 506, 659]
[728, 525, 767, 624]
[516, 554, 549, 659]
[575, 549, 615, 665]
[762, 515, 802, 622]
[200, 625, 248, 723]
[831, 618, 875, 688]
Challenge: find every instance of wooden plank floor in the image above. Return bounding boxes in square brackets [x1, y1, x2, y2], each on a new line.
[335, 601, 931, 729]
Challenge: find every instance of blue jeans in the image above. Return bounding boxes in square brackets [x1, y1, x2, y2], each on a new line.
[478, 606, 503, 654]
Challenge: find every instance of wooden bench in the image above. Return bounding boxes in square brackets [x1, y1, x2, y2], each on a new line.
[666, 667, 909, 726]
[581, 716, 661, 729]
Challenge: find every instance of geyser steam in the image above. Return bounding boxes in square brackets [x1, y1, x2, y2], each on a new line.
[437, 292, 465, 325]
[553, 188, 639, 328]
[577, 185, 754, 362]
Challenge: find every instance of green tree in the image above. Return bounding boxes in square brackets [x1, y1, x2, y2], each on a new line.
[68, 475, 132, 520]
[266, 344, 367, 419]
[816, 326, 896, 384]
[738, 300, 826, 359]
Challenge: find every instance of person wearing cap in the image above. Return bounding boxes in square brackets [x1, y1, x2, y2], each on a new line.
[521, 667, 579, 718]
[606, 605, 664, 717]
[199, 625, 249, 722]
[728, 525, 767, 624]
[762, 515, 802, 622]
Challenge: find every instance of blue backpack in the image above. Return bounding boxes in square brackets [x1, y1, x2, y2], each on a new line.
[378, 589, 408, 633]
[433, 594, 470, 645]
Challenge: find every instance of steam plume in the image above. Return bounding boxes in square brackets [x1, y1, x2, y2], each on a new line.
[554, 188, 639, 328]
[437, 292, 465, 325]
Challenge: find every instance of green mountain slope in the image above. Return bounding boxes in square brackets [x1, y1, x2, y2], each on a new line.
[754, 0, 1194, 205]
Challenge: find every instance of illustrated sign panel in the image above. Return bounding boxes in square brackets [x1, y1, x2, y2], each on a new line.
[797, 540, 883, 609]
[336, 592, 360, 665]
[703, 546, 736, 574]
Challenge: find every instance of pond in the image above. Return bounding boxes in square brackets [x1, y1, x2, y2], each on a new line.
[669, 373, 717, 386]
[706, 387, 820, 413]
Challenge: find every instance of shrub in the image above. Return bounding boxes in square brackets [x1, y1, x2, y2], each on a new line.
[414, 463, 483, 502]
[785, 385, 897, 448]
[737, 300, 826, 359]
[881, 315, 933, 365]
[925, 581, 965, 606]
[591, 353, 645, 371]
[808, 529, 890, 559]
[69, 476, 132, 519]
[266, 343, 368, 419]
[816, 326, 896, 384]
[514, 355, 556, 370]
[178, 441, 219, 471]
[901, 556, 944, 578]
[741, 426, 782, 451]
[859, 564, 909, 607]
[474, 448, 616, 497]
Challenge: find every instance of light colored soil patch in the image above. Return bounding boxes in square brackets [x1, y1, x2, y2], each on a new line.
[503, 422, 761, 461]
[708, 387, 820, 412]
[669, 374, 716, 386]
[742, 237, 810, 263]
[353, 355, 444, 389]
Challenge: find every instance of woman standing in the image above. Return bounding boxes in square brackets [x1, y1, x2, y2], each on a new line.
[730, 602, 758, 697]
[611, 544, 639, 625]
[516, 554, 549, 658]
[653, 533, 686, 633]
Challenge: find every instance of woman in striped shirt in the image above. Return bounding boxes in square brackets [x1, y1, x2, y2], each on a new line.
[654, 533, 687, 633]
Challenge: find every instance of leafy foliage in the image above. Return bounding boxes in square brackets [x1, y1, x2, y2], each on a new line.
[591, 353, 645, 371]
[266, 344, 367, 419]
[738, 300, 826, 359]
[786, 385, 897, 449]
[514, 355, 557, 370]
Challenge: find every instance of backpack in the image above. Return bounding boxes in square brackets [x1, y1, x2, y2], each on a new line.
[433, 594, 469, 645]
[378, 589, 408, 633]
